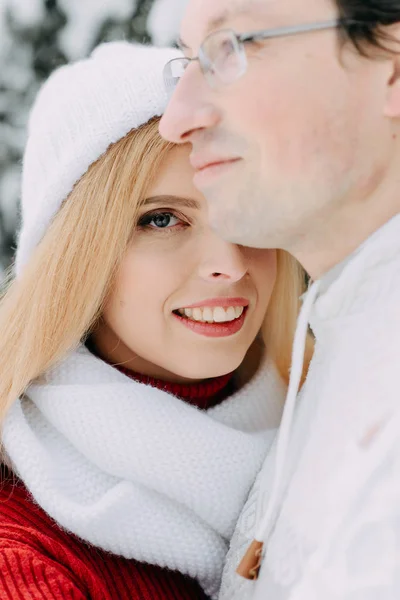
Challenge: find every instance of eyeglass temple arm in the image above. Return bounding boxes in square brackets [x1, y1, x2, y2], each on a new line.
[239, 19, 341, 43]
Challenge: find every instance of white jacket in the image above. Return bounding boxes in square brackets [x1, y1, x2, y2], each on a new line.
[220, 213, 400, 600]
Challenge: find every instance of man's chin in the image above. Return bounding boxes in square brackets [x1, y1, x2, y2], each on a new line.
[209, 208, 274, 249]
[209, 207, 252, 245]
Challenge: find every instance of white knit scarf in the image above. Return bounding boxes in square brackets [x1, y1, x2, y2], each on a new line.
[2, 345, 285, 599]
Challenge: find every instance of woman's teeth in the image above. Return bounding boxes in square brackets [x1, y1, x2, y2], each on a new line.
[176, 306, 245, 323]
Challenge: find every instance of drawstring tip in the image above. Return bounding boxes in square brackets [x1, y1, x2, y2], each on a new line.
[236, 540, 264, 580]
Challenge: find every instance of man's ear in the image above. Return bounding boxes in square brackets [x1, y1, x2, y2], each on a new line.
[384, 26, 400, 118]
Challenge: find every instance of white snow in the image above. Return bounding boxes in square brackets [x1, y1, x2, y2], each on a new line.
[57, 0, 138, 60]
[0, 1, 12, 62]
[6, 0, 45, 28]
[0, 164, 20, 234]
[147, 0, 189, 46]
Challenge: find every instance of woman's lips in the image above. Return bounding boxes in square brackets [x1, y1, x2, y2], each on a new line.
[181, 297, 249, 309]
[172, 307, 248, 338]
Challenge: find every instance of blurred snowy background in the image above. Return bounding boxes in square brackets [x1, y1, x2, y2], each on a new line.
[0, 0, 188, 273]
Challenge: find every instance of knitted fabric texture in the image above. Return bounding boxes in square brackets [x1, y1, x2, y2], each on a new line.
[15, 41, 180, 275]
[2, 345, 286, 599]
[0, 465, 209, 600]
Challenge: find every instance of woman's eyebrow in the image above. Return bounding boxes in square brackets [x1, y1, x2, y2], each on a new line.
[143, 195, 200, 209]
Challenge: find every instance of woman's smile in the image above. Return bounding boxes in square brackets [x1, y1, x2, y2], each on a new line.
[172, 306, 248, 338]
[172, 296, 250, 338]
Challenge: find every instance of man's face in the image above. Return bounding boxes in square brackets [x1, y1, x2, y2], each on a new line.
[160, 0, 395, 252]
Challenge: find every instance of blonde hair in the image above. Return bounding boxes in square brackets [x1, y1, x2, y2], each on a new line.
[0, 117, 312, 429]
[263, 250, 313, 385]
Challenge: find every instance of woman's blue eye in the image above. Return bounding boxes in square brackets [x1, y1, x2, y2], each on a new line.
[139, 212, 181, 229]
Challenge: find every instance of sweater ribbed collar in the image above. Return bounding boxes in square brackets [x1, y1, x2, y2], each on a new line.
[114, 365, 235, 410]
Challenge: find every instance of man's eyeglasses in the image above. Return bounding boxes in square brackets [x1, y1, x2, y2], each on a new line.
[164, 19, 342, 95]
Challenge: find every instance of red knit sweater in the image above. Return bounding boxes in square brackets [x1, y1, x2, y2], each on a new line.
[0, 369, 234, 600]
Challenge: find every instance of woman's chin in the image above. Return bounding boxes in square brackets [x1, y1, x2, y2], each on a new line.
[173, 355, 245, 382]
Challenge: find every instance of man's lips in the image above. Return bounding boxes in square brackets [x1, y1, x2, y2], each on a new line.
[190, 155, 241, 172]
[191, 157, 242, 188]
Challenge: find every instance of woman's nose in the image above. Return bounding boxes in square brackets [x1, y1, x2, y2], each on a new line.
[197, 234, 248, 284]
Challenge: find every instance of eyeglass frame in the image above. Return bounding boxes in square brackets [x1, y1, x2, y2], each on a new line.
[164, 18, 345, 92]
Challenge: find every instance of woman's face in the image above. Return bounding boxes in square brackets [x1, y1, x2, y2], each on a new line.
[93, 144, 277, 382]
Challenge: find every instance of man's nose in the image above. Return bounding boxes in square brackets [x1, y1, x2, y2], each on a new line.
[159, 67, 221, 144]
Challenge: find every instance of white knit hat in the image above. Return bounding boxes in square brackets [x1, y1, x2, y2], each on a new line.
[15, 42, 180, 275]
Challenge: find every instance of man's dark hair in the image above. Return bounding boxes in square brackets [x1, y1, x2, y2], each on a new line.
[336, 1, 400, 54]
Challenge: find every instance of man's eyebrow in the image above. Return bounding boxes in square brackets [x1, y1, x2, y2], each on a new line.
[177, 3, 251, 51]
[177, 36, 190, 52]
[143, 195, 200, 210]
[206, 9, 233, 32]
[206, 4, 253, 34]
